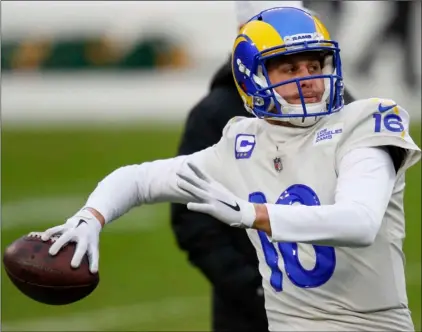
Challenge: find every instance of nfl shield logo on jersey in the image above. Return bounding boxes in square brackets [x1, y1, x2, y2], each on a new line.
[273, 157, 283, 172]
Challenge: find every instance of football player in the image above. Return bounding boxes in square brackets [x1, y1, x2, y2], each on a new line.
[38, 7, 420, 331]
[170, 2, 356, 332]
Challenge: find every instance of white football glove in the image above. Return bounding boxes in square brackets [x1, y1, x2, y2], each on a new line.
[176, 162, 256, 228]
[40, 209, 102, 273]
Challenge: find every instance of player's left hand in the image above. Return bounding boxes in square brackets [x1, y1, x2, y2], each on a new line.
[176, 162, 256, 228]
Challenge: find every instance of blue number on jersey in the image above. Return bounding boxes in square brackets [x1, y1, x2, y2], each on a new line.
[373, 113, 404, 133]
[249, 184, 336, 292]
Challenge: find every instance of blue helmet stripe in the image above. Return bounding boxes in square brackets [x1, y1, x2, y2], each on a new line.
[261, 7, 317, 38]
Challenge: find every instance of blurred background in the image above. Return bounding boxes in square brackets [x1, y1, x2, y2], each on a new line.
[2, 1, 421, 331]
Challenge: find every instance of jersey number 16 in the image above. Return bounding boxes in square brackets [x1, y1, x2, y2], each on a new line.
[249, 184, 336, 292]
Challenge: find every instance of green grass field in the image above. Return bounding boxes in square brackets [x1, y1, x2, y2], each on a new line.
[2, 123, 421, 331]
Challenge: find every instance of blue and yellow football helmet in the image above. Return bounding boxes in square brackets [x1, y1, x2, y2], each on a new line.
[232, 7, 344, 126]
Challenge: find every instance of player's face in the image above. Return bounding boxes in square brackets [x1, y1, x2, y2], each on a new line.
[266, 52, 325, 104]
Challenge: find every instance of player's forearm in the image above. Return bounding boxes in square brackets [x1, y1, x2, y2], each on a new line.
[83, 165, 144, 224]
[251, 203, 379, 247]
[255, 203, 380, 247]
[253, 147, 397, 247]
[82, 156, 191, 225]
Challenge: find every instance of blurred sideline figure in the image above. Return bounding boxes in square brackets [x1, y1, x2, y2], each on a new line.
[354, 1, 417, 89]
[305, 1, 420, 92]
[170, 2, 355, 331]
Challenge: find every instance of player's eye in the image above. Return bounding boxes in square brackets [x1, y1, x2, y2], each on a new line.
[308, 63, 321, 73]
[279, 64, 296, 74]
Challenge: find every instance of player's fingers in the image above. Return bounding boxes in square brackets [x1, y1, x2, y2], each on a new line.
[48, 231, 73, 256]
[177, 175, 209, 200]
[88, 243, 99, 274]
[179, 187, 203, 203]
[177, 171, 209, 191]
[187, 202, 212, 214]
[41, 225, 66, 241]
[187, 162, 211, 183]
[71, 237, 88, 269]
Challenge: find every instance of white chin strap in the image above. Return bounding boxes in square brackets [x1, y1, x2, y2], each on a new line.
[253, 55, 336, 128]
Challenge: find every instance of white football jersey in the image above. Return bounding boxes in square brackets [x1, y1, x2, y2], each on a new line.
[185, 98, 421, 331]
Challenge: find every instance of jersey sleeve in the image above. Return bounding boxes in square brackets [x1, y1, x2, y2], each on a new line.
[186, 116, 245, 183]
[223, 116, 246, 133]
[134, 115, 244, 204]
[336, 98, 421, 175]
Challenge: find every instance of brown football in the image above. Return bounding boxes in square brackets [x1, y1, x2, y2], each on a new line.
[3, 232, 99, 305]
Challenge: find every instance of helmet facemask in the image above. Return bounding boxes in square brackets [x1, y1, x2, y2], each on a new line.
[246, 40, 344, 127]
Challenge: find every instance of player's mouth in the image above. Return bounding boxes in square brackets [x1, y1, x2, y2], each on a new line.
[289, 96, 320, 104]
[300, 92, 321, 103]
[303, 97, 319, 103]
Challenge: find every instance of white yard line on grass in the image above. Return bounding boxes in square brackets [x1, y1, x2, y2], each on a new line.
[2, 296, 208, 331]
[2, 196, 163, 232]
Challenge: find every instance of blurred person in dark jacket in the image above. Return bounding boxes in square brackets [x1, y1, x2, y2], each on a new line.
[355, 1, 418, 89]
[170, 2, 356, 331]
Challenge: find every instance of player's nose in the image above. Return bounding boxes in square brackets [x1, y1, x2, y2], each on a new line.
[295, 65, 313, 88]
[297, 65, 312, 78]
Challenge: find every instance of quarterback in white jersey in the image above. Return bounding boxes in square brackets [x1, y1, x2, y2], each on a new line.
[37, 7, 420, 332]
